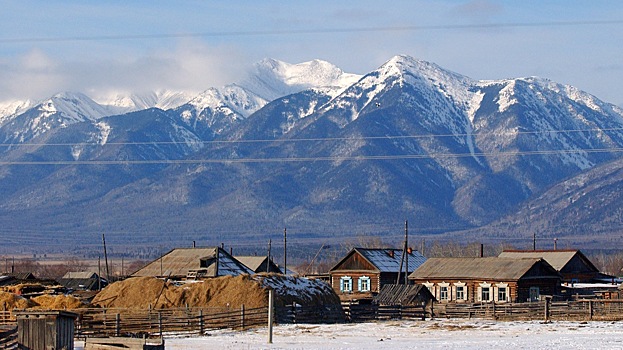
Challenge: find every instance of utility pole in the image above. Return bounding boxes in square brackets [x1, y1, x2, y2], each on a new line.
[283, 227, 287, 275]
[267, 239, 272, 274]
[404, 220, 409, 284]
[102, 234, 110, 283]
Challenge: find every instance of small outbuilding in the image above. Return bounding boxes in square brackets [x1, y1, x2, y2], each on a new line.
[57, 271, 107, 291]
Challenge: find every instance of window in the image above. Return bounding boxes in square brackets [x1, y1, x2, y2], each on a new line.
[481, 287, 490, 302]
[358, 276, 371, 292]
[456, 286, 465, 300]
[529, 286, 540, 302]
[340, 276, 353, 293]
[440, 286, 448, 300]
[498, 287, 507, 302]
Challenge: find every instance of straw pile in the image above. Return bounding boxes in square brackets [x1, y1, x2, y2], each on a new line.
[91, 274, 341, 310]
[30, 294, 85, 310]
[0, 291, 32, 310]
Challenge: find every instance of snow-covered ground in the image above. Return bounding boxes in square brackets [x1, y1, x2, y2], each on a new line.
[75, 319, 623, 349]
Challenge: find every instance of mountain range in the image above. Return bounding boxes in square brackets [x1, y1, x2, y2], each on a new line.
[2, 55, 623, 257]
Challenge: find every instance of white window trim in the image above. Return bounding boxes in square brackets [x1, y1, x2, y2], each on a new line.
[496, 283, 509, 302]
[478, 282, 492, 302]
[453, 281, 467, 301]
[438, 282, 450, 301]
[358, 276, 371, 292]
[340, 276, 353, 293]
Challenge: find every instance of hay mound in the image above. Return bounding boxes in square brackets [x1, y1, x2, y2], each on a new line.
[91, 274, 340, 310]
[31, 294, 85, 310]
[0, 291, 32, 310]
[92, 275, 267, 309]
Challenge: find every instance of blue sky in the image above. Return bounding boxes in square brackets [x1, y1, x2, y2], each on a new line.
[1, 1, 622, 105]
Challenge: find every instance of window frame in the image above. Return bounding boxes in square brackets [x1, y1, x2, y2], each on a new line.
[358, 276, 371, 292]
[340, 276, 353, 293]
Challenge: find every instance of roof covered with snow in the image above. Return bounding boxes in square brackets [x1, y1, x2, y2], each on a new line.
[331, 248, 427, 273]
[132, 247, 253, 278]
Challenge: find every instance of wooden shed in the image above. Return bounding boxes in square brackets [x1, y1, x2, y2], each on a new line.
[15, 310, 77, 350]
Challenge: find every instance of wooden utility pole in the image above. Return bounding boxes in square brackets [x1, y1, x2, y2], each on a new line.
[283, 227, 287, 275]
[102, 234, 110, 282]
[404, 220, 409, 284]
[267, 239, 272, 274]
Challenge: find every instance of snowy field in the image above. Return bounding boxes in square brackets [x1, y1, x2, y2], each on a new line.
[76, 319, 623, 349]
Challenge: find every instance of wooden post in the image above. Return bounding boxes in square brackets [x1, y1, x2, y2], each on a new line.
[241, 305, 245, 330]
[115, 313, 120, 336]
[199, 310, 204, 335]
[158, 311, 163, 338]
[589, 300, 593, 320]
[544, 298, 550, 323]
[268, 289, 274, 344]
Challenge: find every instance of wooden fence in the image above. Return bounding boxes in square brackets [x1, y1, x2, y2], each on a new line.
[0, 326, 17, 349]
[75, 306, 269, 337]
[440, 299, 623, 321]
[342, 303, 426, 322]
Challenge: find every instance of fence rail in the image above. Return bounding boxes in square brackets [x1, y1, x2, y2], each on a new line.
[440, 299, 623, 321]
[0, 326, 17, 349]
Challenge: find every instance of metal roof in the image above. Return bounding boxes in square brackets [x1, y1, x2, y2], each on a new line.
[62, 271, 99, 279]
[357, 248, 427, 273]
[498, 250, 593, 272]
[330, 248, 427, 273]
[235, 256, 282, 273]
[409, 257, 556, 281]
[132, 247, 253, 278]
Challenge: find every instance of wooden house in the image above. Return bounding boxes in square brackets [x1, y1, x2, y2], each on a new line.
[498, 250, 612, 283]
[409, 257, 562, 303]
[131, 247, 253, 279]
[235, 256, 283, 274]
[329, 248, 427, 299]
[57, 271, 107, 291]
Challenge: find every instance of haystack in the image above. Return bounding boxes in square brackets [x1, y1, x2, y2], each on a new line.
[91, 274, 341, 310]
[0, 291, 32, 310]
[31, 294, 85, 310]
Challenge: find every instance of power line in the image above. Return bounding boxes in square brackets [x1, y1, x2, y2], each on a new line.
[0, 145, 621, 165]
[1, 19, 622, 44]
[2, 126, 623, 148]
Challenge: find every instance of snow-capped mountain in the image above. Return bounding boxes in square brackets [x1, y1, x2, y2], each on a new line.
[241, 58, 361, 101]
[0, 99, 33, 124]
[1, 55, 623, 253]
[95, 90, 196, 112]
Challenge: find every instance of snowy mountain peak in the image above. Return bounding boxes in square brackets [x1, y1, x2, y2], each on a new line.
[95, 90, 196, 112]
[39, 92, 112, 122]
[242, 58, 361, 100]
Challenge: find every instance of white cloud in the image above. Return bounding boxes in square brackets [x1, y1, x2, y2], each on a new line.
[0, 41, 249, 102]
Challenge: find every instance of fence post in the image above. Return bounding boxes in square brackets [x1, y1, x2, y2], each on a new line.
[492, 301, 496, 319]
[115, 313, 121, 336]
[589, 300, 593, 320]
[199, 310, 204, 335]
[544, 298, 550, 323]
[241, 305, 245, 330]
[268, 289, 274, 344]
[158, 311, 163, 338]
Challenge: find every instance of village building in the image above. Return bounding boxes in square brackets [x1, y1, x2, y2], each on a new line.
[409, 257, 562, 303]
[57, 271, 107, 291]
[498, 249, 613, 283]
[131, 247, 253, 279]
[235, 256, 283, 274]
[329, 248, 427, 300]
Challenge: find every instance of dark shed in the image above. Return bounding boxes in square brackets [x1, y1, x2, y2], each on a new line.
[15, 310, 77, 350]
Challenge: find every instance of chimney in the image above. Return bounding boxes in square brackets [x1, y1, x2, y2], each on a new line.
[407, 247, 413, 254]
[480, 244, 484, 258]
[388, 250, 394, 258]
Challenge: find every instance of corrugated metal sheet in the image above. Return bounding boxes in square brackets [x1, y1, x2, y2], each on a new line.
[132, 247, 253, 278]
[498, 250, 580, 271]
[357, 248, 427, 273]
[409, 257, 546, 281]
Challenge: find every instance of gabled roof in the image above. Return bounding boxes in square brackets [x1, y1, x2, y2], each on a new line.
[409, 257, 560, 281]
[374, 284, 435, 305]
[132, 247, 253, 278]
[498, 250, 599, 272]
[330, 248, 427, 273]
[62, 271, 99, 279]
[235, 256, 282, 274]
